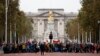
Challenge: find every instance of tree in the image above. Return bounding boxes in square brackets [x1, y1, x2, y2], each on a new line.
[66, 19, 78, 39]
[78, 0, 100, 43]
[0, 0, 33, 43]
[0, 0, 5, 43]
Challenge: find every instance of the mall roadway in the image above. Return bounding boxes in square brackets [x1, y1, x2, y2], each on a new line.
[0, 52, 100, 56]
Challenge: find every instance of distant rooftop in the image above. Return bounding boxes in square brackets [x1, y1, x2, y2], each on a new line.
[38, 8, 64, 11]
[25, 8, 77, 17]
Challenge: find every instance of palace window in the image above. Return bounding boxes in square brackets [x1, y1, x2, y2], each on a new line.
[60, 22, 62, 25]
[40, 22, 42, 25]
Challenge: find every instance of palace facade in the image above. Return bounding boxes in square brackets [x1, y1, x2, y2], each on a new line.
[26, 9, 77, 43]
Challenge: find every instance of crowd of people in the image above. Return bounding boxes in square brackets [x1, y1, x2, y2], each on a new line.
[1, 41, 100, 54]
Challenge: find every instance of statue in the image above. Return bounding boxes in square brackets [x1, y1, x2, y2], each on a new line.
[48, 11, 54, 23]
[49, 32, 53, 39]
[49, 32, 53, 44]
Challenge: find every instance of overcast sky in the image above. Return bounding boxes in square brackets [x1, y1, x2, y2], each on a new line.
[19, 0, 81, 13]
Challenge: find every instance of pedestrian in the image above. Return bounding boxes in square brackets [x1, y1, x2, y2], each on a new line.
[40, 42, 45, 56]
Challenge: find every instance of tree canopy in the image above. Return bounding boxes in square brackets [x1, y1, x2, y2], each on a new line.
[0, 0, 33, 43]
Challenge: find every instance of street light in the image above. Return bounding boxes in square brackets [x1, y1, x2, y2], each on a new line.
[98, 20, 100, 44]
[77, 23, 80, 43]
[5, 0, 7, 44]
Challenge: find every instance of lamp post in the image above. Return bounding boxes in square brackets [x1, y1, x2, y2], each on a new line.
[5, 0, 8, 44]
[98, 21, 100, 44]
[77, 23, 80, 43]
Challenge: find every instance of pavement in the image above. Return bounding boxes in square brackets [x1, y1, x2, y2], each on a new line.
[0, 50, 3, 56]
[2, 52, 100, 56]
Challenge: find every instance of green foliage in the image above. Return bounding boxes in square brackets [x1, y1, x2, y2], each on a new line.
[78, 0, 100, 31]
[0, 0, 33, 42]
[78, 0, 100, 43]
[16, 11, 33, 37]
[66, 19, 79, 39]
[0, 0, 5, 42]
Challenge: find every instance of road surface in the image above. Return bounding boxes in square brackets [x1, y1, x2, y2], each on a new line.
[1, 52, 100, 56]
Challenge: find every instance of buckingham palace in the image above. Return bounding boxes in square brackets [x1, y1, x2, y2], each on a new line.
[26, 9, 77, 43]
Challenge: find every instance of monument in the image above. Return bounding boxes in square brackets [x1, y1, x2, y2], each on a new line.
[26, 9, 77, 43]
[44, 11, 58, 43]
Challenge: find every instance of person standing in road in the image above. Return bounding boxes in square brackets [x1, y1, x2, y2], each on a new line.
[40, 42, 45, 56]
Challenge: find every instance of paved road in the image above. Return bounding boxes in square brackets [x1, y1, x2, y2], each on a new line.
[1, 52, 100, 56]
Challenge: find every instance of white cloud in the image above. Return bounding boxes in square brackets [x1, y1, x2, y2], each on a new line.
[19, 0, 81, 12]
